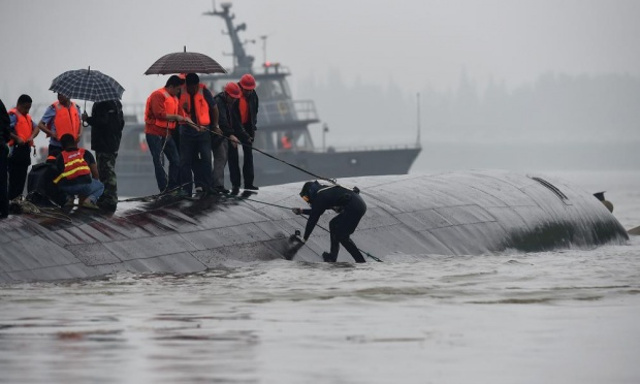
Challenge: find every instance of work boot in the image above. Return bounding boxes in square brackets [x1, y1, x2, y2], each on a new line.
[231, 186, 240, 195]
[244, 184, 259, 191]
[322, 252, 336, 263]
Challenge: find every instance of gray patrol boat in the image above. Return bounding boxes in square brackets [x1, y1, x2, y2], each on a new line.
[92, 3, 421, 197]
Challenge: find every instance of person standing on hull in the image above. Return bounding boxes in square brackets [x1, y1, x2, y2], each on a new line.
[7, 95, 39, 200]
[0, 98, 10, 219]
[53, 134, 104, 209]
[211, 82, 241, 194]
[229, 73, 259, 195]
[292, 181, 367, 263]
[144, 75, 190, 193]
[37, 93, 82, 158]
[81, 100, 124, 212]
[178, 73, 217, 196]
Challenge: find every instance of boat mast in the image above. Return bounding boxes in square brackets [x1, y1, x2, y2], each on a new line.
[203, 2, 254, 75]
[416, 92, 422, 146]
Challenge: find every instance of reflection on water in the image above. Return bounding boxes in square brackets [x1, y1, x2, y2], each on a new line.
[2, 243, 640, 384]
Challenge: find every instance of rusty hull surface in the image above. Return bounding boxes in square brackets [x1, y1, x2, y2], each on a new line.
[0, 171, 628, 283]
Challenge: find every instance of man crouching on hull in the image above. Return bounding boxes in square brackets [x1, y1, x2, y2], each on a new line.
[292, 181, 367, 263]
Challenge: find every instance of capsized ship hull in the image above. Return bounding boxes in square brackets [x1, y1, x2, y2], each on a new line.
[0, 171, 628, 284]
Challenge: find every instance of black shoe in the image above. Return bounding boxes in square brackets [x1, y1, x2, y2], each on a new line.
[244, 185, 259, 191]
[322, 252, 336, 262]
[214, 186, 230, 194]
[231, 186, 240, 195]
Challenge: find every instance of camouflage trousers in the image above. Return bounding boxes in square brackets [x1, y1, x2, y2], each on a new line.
[96, 152, 118, 211]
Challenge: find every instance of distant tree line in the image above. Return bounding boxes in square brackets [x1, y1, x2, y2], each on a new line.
[299, 71, 640, 145]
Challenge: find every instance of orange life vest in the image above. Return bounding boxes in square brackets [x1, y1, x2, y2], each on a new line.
[239, 94, 249, 125]
[281, 135, 292, 149]
[145, 88, 178, 129]
[53, 148, 91, 184]
[52, 101, 80, 140]
[8, 108, 34, 146]
[179, 84, 211, 126]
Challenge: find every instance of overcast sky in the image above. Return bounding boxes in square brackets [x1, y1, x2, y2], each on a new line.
[1, 0, 639, 107]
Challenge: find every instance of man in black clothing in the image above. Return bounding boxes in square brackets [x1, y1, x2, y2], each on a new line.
[0, 99, 10, 218]
[292, 180, 367, 263]
[82, 100, 124, 212]
[229, 73, 259, 193]
[211, 82, 241, 193]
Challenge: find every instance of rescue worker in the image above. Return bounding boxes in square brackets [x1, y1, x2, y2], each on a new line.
[292, 181, 367, 263]
[144, 75, 191, 193]
[0, 98, 10, 219]
[53, 134, 104, 209]
[37, 93, 82, 158]
[8, 95, 39, 200]
[211, 82, 242, 194]
[229, 73, 259, 194]
[82, 99, 125, 212]
[177, 73, 218, 195]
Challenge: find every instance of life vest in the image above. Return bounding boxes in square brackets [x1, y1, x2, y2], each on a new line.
[53, 148, 91, 184]
[8, 108, 34, 146]
[239, 94, 249, 125]
[281, 135, 292, 149]
[179, 84, 211, 126]
[52, 101, 80, 140]
[145, 88, 178, 129]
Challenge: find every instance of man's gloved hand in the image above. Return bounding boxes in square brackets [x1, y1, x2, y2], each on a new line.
[292, 207, 302, 215]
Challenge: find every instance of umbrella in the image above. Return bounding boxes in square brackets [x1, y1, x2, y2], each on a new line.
[49, 67, 125, 102]
[144, 47, 226, 75]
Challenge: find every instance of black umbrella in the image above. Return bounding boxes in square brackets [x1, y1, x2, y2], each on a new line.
[144, 47, 226, 75]
[49, 67, 125, 102]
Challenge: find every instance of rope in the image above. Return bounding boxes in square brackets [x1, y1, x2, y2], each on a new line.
[184, 121, 338, 185]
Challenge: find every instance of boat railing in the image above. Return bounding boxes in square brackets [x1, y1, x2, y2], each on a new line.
[270, 143, 422, 155]
[259, 99, 319, 126]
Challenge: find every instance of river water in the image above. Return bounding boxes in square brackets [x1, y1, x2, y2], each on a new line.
[1, 170, 639, 384]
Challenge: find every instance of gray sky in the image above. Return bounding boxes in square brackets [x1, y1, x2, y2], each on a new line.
[1, 0, 639, 106]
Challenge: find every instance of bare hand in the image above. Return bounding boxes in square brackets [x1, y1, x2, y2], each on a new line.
[229, 135, 239, 148]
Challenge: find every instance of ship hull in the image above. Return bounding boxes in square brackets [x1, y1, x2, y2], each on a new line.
[0, 171, 628, 284]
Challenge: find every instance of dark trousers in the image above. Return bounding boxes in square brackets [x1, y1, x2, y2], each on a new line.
[96, 152, 118, 210]
[0, 144, 8, 217]
[228, 140, 254, 188]
[179, 132, 213, 194]
[8, 145, 31, 200]
[146, 133, 180, 193]
[328, 194, 367, 263]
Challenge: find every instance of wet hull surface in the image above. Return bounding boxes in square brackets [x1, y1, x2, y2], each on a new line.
[0, 170, 628, 283]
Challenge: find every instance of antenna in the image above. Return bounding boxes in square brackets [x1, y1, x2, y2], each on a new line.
[416, 92, 421, 146]
[260, 35, 268, 64]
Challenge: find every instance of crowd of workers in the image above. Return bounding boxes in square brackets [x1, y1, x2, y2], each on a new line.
[0, 73, 260, 214]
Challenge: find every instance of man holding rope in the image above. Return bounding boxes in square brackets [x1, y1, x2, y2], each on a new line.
[292, 180, 367, 263]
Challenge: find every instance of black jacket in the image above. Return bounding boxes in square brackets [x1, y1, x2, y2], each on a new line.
[213, 92, 242, 138]
[302, 184, 359, 240]
[0, 99, 10, 145]
[87, 100, 124, 153]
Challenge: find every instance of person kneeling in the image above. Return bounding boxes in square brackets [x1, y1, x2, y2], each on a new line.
[53, 134, 104, 209]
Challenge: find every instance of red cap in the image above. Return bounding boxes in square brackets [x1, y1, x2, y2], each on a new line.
[224, 82, 242, 99]
[239, 74, 256, 90]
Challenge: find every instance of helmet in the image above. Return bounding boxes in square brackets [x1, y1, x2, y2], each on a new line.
[239, 74, 256, 90]
[224, 82, 242, 99]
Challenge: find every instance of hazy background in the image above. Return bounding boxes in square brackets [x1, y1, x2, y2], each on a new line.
[1, 0, 639, 171]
